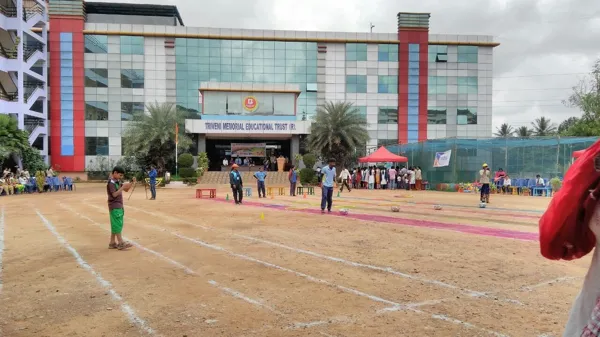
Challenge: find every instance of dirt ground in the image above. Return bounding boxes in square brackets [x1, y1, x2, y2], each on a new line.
[0, 184, 591, 337]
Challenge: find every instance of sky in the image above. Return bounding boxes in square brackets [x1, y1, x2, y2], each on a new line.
[98, 0, 600, 134]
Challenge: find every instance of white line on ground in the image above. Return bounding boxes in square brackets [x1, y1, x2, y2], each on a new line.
[0, 207, 4, 294]
[125, 205, 522, 305]
[83, 201, 510, 336]
[520, 277, 581, 292]
[35, 209, 156, 336]
[59, 203, 281, 316]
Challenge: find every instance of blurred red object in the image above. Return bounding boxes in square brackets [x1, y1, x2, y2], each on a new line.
[539, 140, 600, 260]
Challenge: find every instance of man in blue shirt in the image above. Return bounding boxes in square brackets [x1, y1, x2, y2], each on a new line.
[148, 165, 157, 200]
[320, 158, 336, 213]
[253, 166, 267, 198]
[288, 165, 298, 196]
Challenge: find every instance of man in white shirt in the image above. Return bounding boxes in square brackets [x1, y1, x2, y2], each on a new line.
[339, 167, 351, 192]
[222, 158, 229, 167]
[535, 174, 545, 196]
[502, 175, 512, 194]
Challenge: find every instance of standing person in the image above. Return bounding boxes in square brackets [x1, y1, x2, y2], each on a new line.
[355, 168, 362, 189]
[415, 166, 423, 190]
[107, 166, 134, 250]
[381, 168, 387, 190]
[320, 158, 336, 214]
[288, 165, 298, 196]
[339, 167, 351, 192]
[388, 166, 397, 190]
[148, 165, 157, 200]
[479, 163, 491, 203]
[375, 166, 381, 189]
[368, 166, 375, 189]
[253, 166, 267, 198]
[222, 157, 229, 167]
[230, 164, 244, 204]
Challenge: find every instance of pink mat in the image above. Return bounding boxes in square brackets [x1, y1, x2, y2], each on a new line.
[211, 198, 539, 242]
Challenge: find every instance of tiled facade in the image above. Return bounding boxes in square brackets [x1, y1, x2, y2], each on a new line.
[45, 2, 498, 172]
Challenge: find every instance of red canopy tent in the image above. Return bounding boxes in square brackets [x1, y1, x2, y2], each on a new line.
[359, 146, 408, 163]
[573, 149, 586, 158]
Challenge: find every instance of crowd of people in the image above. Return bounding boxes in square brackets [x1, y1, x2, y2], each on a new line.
[318, 165, 425, 192]
[0, 166, 75, 196]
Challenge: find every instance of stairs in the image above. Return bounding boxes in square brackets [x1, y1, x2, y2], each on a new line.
[198, 171, 291, 186]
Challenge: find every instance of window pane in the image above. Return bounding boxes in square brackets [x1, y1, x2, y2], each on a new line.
[457, 107, 477, 125]
[121, 102, 145, 121]
[85, 101, 108, 120]
[84, 35, 108, 53]
[427, 107, 447, 124]
[84, 68, 108, 87]
[378, 107, 398, 124]
[121, 69, 145, 88]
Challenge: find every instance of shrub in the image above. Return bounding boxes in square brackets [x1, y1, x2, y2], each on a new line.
[179, 167, 197, 179]
[299, 168, 316, 185]
[302, 153, 317, 169]
[178, 153, 194, 168]
[196, 152, 209, 176]
[550, 177, 562, 191]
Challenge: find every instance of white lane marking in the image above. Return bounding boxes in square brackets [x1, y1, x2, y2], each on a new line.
[126, 205, 522, 305]
[0, 207, 4, 294]
[59, 203, 280, 315]
[520, 277, 580, 291]
[35, 210, 155, 336]
[84, 201, 510, 336]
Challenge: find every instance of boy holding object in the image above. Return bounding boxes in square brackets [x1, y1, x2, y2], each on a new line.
[107, 166, 134, 250]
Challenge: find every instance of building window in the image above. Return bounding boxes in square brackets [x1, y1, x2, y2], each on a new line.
[378, 75, 398, 94]
[377, 139, 398, 147]
[428, 76, 447, 94]
[378, 107, 398, 124]
[121, 69, 144, 88]
[457, 46, 478, 63]
[84, 68, 108, 88]
[84, 35, 108, 54]
[378, 44, 398, 62]
[346, 75, 367, 93]
[355, 106, 367, 118]
[346, 43, 367, 61]
[457, 77, 478, 94]
[85, 137, 109, 156]
[428, 45, 448, 62]
[121, 102, 145, 121]
[120, 36, 144, 55]
[85, 101, 108, 120]
[457, 107, 477, 125]
[306, 83, 318, 92]
[427, 107, 447, 124]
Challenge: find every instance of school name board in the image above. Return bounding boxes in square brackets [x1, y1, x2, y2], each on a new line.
[185, 120, 311, 135]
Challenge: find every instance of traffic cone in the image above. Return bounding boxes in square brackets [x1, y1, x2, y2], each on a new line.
[260, 212, 265, 220]
[226, 194, 229, 201]
[303, 193, 307, 199]
[337, 191, 341, 198]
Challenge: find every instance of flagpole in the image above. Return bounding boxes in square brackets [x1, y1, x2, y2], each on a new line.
[175, 122, 179, 177]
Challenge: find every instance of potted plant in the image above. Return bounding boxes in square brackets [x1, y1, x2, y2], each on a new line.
[550, 177, 562, 195]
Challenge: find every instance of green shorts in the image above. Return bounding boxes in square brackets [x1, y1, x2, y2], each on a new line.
[109, 208, 124, 234]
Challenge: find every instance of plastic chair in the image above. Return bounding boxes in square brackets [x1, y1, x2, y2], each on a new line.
[52, 176, 61, 191]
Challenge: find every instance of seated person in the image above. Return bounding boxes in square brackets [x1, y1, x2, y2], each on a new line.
[502, 175, 512, 193]
[3, 176, 15, 195]
[535, 174, 545, 196]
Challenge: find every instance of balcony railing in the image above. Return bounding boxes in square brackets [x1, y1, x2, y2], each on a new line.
[24, 82, 43, 102]
[24, 119, 45, 135]
[0, 91, 18, 101]
[0, 4, 17, 17]
[23, 5, 44, 21]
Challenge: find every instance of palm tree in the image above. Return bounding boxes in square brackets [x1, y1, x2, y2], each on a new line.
[514, 126, 533, 138]
[531, 117, 557, 136]
[122, 102, 192, 172]
[494, 123, 514, 137]
[307, 101, 369, 168]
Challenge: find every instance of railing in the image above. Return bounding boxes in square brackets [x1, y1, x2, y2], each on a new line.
[24, 119, 45, 135]
[24, 82, 43, 102]
[0, 4, 17, 17]
[24, 5, 44, 21]
[0, 91, 18, 101]
[24, 45, 43, 61]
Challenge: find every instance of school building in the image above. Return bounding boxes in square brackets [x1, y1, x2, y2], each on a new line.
[0, 0, 499, 173]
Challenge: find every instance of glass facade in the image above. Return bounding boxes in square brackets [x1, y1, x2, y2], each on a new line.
[85, 101, 108, 120]
[346, 43, 367, 61]
[378, 75, 398, 94]
[175, 39, 318, 119]
[203, 91, 296, 116]
[84, 34, 108, 54]
[85, 137, 109, 156]
[457, 77, 478, 94]
[121, 69, 144, 88]
[427, 108, 447, 124]
[60, 32, 74, 156]
[121, 102, 144, 121]
[428, 45, 447, 62]
[120, 36, 144, 55]
[457, 46, 478, 63]
[428, 76, 447, 94]
[346, 75, 367, 93]
[457, 107, 477, 125]
[378, 107, 398, 124]
[85, 68, 108, 87]
[377, 44, 398, 62]
[407, 43, 420, 143]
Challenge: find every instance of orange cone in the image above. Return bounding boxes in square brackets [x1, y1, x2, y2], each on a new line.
[303, 193, 307, 199]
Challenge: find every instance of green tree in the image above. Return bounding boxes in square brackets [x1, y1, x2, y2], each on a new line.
[558, 116, 580, 134]
[122, 102, 192, 172]
[307, 101, 369, 168]
[494, 123, 514, 137]
[0, 114, 45, 171]
[561, 59, 600, 136]
[515, 126, 533, 138]
[531, 117, 557, 136]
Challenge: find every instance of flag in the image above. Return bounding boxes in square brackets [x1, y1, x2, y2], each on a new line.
[175, 123, 179, 145]
[433, 150, 451, 167]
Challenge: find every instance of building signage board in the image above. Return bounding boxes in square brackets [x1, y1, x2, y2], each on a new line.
[185, 119, 311, 135]
[231, 143, 266, 157]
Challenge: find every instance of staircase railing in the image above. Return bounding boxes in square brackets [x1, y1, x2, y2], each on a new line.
[24, 81, 43, 102]
[24, 119, 44, 135]
[0, 91, 18, 101]
[0, 4, 17, 17]
[24, 45, 42, 61]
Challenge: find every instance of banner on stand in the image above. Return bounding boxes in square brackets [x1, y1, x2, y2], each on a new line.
[231, 143, 266, 157]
